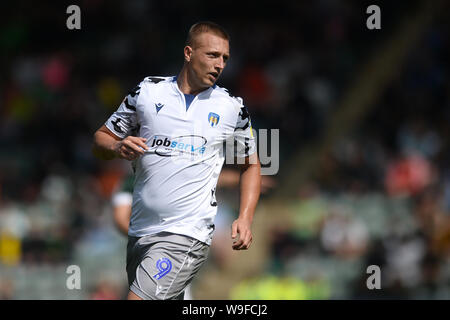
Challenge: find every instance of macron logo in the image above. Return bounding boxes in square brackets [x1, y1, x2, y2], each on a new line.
[155, 103, 164, 114]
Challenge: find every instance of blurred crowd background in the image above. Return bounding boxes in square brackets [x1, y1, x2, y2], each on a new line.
[1, 0, 450, 299]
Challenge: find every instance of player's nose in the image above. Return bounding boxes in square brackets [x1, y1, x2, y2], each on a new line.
[215, 58, 225, 71]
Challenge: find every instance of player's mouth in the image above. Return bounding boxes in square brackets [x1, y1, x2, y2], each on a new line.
[208, 72, 219, 81]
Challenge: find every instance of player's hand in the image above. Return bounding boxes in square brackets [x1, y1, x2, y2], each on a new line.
[113, 136, 148, 160]
[231, 217, 253, 250]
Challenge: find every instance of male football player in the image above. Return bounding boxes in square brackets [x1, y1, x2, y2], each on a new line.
[93, 21, 261, 300]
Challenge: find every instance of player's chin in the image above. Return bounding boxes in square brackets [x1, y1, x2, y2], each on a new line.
[205, 75, 217, 86]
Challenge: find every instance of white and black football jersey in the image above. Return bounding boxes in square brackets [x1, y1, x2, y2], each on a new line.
[105, 76, 256, 245]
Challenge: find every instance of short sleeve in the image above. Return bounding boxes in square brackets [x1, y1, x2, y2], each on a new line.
[111, 191, 133, 207]
[105, 82, 142, 138]
[233, 99, 257, 158]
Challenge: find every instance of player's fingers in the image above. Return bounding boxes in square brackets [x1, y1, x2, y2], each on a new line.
[121, 149, 135, 160]
[122, 139, 145, 155]
[120, 148, 130, 157]
[128, 136, 148, 149]
[245, 233, 253, 249]
[247, 237, 253, 249]
[128, 143, 145, 155]
[234, 232, 248, 249]
[238, 233, 251, 250]
[232, 239, 243, 250]
[129, 136, 149, 151]
[231, 221, 238, 239]
[123, 146, 142, 160]
[237, 231, 252, 250]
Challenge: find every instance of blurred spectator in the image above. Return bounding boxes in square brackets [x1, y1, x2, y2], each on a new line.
[385, 154, 433, 197]
[89, 279, 121, 300]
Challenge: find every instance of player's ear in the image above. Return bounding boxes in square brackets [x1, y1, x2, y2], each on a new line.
[184, 46, 193, 62]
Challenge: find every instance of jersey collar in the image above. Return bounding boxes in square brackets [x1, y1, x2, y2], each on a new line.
[171, 76, 216, 97]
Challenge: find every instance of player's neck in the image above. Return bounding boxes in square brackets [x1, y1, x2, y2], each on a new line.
[177, 67, 209, 96]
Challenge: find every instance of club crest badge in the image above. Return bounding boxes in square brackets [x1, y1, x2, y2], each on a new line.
[208, 112, 220, 127]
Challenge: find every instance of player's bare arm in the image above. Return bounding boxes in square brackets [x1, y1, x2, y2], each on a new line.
[92, 125, 148, 161]
[113, 203, 132, 236]
[232, 152, 261, 250]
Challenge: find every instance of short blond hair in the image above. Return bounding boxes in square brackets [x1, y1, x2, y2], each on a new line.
[185, 21, 230, 48]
